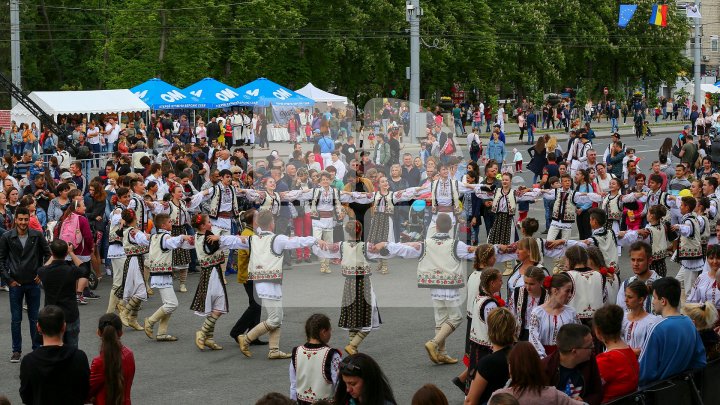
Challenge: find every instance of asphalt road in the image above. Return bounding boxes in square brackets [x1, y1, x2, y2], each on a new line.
[0, 133, 683, 404]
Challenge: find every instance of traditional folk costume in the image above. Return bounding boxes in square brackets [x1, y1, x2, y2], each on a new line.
[599, 191, 638, 256]
[564, 266, 607, 322]
[128, 192, 162, 295]
[143, 230, 193, 341]
[477, 187, 540, 245]
[229, 225, 262, 343]
[674, 212, 706, 295]
[290, 187, 349, 273]
[191, 232, 247, 351]
[386, 234, 474, 364]
[622, 313, 662, 353]
[312, 240, 390, 354]
[541, 188, 596, 272]
[289, 343, 342, 405]
[508, 285, 547, 341]
[568, 139, 592, 177]
[192, 183, 242, 236]
[239, 231, 318, 359]
[615, 271, 661, 313]
[165, 199, 193, 292]
[687, 271, 720, 311]
[528, 305, 580, 358]
[115, 226, 149, 331]
[466, 293, 501, 389]
[411, 178, 480, 238]
[706, 194, 719, 245]
[106, 202, 127, 316]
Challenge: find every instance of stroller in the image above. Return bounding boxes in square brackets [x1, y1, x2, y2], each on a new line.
[400, 200, 428, 242]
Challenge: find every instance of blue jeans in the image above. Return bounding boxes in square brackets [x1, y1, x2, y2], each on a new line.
[472, 121, 482, 133]
[543, 197, 554, 231]
[527, 126, 534, 145]
[90, 143, 101, 167]
[63, 318, 80, 348]
[610, 118, 618, 133]
[10, 283, 41, 353]
[454, 122, 464, 135]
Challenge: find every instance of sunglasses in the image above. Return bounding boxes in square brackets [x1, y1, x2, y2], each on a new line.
[340, 359, 361, 374]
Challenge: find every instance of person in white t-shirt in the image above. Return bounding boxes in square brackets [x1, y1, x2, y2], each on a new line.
[84, 121, 101, 168]
[105, 118, 120, 153]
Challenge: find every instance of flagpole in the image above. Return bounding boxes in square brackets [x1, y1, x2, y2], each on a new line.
[693, 0, 703, 108]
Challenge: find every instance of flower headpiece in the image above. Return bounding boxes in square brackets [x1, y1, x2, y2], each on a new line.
[194, 214, 204, 227]
[493, 294, 506, 308]
[543, 275, 553, 289]
[599, 266, 616, 277]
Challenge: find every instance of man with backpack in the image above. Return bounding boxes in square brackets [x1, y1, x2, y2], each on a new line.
[467, 129, 481, 163]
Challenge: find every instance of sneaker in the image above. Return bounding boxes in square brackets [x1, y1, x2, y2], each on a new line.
[10, 352, 21, 363]
[77, 295, 88, 305]
[83, 291, 100, 300]
[0, 285, 8, 292]
[105, 266, 112, 276]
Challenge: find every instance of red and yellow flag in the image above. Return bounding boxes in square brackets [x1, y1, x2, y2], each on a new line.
[649, 4, 668, 27]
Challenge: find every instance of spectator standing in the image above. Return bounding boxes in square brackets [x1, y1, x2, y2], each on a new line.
[0, 206, 51, 362]
[486, 132, 506, 165]
[19, 305, 90, 405]
[88, 313, 135, 405]
[37, 239, 86, 347]
[206, 117, 221, 143]
[638, 277, 706, 387]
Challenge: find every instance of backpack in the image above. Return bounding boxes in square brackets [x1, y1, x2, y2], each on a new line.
[443, 138, 456, 155]
[75, 145, 91, 159]
[57, 213, 84, 248]
[470, 136, 480, 154]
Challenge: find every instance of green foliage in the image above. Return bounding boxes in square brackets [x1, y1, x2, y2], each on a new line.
[0, 0, 692, 109]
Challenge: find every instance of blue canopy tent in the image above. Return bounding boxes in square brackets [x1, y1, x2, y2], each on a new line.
[130, 78, 202, 109]
[183, 77, 243, 109]
[235, 78, 314, 107]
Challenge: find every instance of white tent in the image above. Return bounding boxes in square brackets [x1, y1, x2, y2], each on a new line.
[11, 89, 150, 128]
[701, 84, 720, 94]
[295, 83, 348, 104]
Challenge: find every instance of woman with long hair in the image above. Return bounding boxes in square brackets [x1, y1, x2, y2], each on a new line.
[411, 384, 448, 405]
[47, 183, 71, 222]
[527, 137, 547, 184]
[6, 187, 19, 215]
[88, 313, 135, 405]
[86, 180, 108, 280]
[0, 191, 13, 233]
[528, 273, 580, 358]
[464, 308, 517, 405]
[508, 267, 548, 341]
[659, 137, 673, 163]
[504, 237, 550, 299]
[58, 197, 95, 305]
[160, 185, 193, 293]
[334, 353, 397, 405]
[573, 169, 594, 240]
[622, 280, 661, 355]
[490, 342, 584, 404]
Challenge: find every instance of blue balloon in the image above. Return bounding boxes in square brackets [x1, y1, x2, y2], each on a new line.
[411, 199, 427, 212]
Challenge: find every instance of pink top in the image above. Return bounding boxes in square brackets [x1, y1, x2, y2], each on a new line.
[492, 387, 585, 405]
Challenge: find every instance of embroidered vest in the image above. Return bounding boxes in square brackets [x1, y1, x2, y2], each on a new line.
[643, 190, 669, 218]
[130, 195, 146, 230]
[195, 233, 225, 268]
[512, 287, 547, 333]
[417, 235, 463, 289]
[122, 226, 149, 256]
[566, 269, 606, 319]
[291, 345, 340, 403]
[491, 188, 517, 215]
[310, 187, 340, 218]
[259, 191, 281, 215]
[340, 242, 371, 276]
[602, 194, 623, 221]
[707, 196, 719, 235]
[168, 200, 188, 226]
[551, 189, 577, 223]
[372, 192, 395, 215]
[648, 223, 669, 260]
[108, 205, 126, 245]
[431, 179, 460, 213]
[247, 233, 284, 281]
[699, 214, 710, 246]
[679, 214, 703, 260]
[208, 184, 239, 219]
[590, 229, 619, 270]
[149, 233, 174, 276]
[469, 295, 497, 346]
[466, 269, 482, 315]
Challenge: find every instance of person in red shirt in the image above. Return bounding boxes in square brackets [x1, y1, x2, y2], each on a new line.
[88, 313, 135, 405]
[593, 304, 639, 403]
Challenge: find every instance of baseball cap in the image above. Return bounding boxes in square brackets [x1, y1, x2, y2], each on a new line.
[60, 172, 72, 180]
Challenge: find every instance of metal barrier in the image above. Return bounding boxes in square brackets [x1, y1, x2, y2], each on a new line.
[606, 359, 720, 405]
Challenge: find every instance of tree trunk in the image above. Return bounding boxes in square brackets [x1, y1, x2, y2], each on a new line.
[158, 10, 167, 65]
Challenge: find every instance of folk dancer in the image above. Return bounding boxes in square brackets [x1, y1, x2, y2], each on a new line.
[617, 205, 671, 277]
[114, 210, 149, 331]
[669, 196, 706, 296]
[373, 213, 476, 364]
[529, 273, 580, 358]
[190, 213, 249, 351]
[105, 187, 130, 317]
[143, 214, 194, 341]
[686, 244, 720, 311]
[127, 177, 163, 295]
[622, 279, 661, 355]
[163, 184, 193, 292]
[508, 266, 547, 341]
[238, 211, 325, 359]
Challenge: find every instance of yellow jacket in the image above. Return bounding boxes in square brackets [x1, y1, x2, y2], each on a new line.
[236, 226, 255, 284]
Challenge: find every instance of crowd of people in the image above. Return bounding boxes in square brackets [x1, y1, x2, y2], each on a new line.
[1, 100, 720, 405]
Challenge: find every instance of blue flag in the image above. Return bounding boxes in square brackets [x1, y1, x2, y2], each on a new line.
[618, 4, 638, 28]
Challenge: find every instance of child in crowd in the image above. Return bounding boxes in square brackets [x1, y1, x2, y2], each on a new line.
[513, 148, 523, 173]
[289, 314, 341, 405]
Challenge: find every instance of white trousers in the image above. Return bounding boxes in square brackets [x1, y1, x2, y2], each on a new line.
[262, 298, 284, 329]
[158, 286, 179, 314]
[432, 299, 463, 329]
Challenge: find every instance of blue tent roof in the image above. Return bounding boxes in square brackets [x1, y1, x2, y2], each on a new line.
[235, 78, 314, 107]
[183, 78, 243, 109]
[715, 81, 720, 87]
[130, 78, 202, 110]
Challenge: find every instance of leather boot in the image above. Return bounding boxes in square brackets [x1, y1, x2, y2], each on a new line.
[156, 313, 177, 341]
[144, 307, 165, 339]
[267, 327, 291, 359]
[345, 331, 368, 355]
[126, 297, 144, 331]
[320, 259, 331, 274]
[239, 321, 271, 357]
